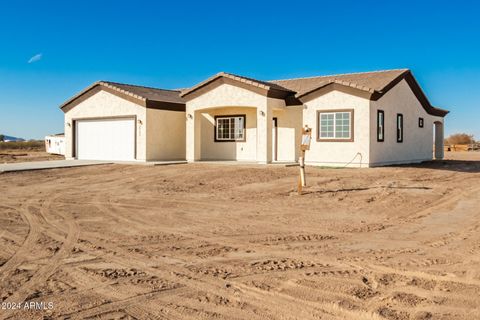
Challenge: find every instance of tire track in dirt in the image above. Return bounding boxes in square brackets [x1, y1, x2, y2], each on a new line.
[32, 196, 273, 320]
[62, 287, 189, 320]
[358, 262, 480, 287]
[71, 230, 328, 320]
[74, 192, 367, 319]
[0, 201, 42, 283]
[1, 196, 80, 320]
[92, 236, 371, 320]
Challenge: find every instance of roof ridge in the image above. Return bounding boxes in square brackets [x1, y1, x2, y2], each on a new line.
[101, 81, 181, 93]
[181, 71, 295, 97]
[221, 71, 296, 92]
[269, 68, 410, 82]
[221, 71, 279, 85]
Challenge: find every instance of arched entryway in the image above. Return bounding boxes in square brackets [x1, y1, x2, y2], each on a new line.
[434, 121, 444, 160]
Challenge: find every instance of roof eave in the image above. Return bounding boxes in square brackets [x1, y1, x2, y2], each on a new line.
[180, 73, 224, 98]
[59, 81, 102, 110]
[296, 81, 375, 103]
[430, 107, 450, 117]
[59, 82, 148, 113]
[180, 72, 294, 101]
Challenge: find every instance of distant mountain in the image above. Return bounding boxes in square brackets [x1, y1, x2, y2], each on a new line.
[0, 134, 25, 142]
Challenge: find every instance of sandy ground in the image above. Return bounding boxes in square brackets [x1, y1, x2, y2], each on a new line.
[0, 152, 480, 320]
[0, 150, 63, 164]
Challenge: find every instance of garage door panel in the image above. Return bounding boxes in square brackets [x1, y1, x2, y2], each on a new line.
[76, 118, 135, 161]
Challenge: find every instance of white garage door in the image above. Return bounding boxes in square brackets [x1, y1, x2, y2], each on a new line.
[75, 118, 135, 161]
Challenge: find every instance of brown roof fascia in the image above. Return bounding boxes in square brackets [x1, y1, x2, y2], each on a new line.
[60, 82, 187, 113]
[369, 69, 410, 100]
[372, 71, 449, 117]
[297, 82, 374, 103]
[180, 72, 294, 101]
[60, 82, 146, 113]
[146, 100, 186, 112]
[401, 72, 449, 117]
[297, 70, 449, 117]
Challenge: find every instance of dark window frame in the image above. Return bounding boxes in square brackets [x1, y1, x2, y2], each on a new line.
[213, 114, 246, 142]
[377, 110, 385, 142]
[397, 113, 404, 143]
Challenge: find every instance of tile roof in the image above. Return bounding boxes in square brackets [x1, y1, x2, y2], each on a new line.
[100, 81, 185, 104]
[270, 69, 410, 97]
[180, 72, 294, 97]
[60, 69, 448, 116]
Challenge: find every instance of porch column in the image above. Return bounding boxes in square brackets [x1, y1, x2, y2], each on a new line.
[434, 121, 444, 160]
[256, 104, 272, 164]
[186, 110, 201, 162]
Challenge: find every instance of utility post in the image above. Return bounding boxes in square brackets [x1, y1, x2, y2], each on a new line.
[298, 125, 311, 194]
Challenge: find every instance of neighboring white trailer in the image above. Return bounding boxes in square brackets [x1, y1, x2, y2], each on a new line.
[45, 134, 65, 155]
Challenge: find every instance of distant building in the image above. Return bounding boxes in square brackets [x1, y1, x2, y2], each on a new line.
[45, 133, 65, 155]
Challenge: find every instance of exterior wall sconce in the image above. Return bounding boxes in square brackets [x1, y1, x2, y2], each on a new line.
[187, 114, 193, 119]
[259, 110, 265, 116]
[66, 122, 71, 127]
[137, 119, 143, 125]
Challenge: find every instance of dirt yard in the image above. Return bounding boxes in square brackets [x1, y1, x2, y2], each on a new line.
[0, 150, 63, 164]
[1, 152, 479, 320]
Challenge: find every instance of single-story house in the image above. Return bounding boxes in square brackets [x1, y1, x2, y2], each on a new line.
[60, 69, 449, 167]
[45, 133, 65, 155]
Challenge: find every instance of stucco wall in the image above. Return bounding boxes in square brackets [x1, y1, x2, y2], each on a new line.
[186, 83, 271, 162]
[64, 90, 147, 160]
[273, 106, 303, 162]
[146, 108, 186, 161]
[303, 90, 371, 167]
[198, 107, 257, 161]
[369, 79, 444, 165]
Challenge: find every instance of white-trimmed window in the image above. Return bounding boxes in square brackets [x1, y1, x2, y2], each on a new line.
[317, 110, 353, 141]
[215, 115, 245, 141]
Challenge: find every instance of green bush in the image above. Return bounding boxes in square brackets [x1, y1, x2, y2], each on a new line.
[0, 140, 46, 151]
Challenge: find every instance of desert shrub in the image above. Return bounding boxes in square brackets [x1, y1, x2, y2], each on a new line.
[0, 140, 45, 151]
[444, 133, 475, 145]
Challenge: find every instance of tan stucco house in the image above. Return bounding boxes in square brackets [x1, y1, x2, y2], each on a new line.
[60, 69, 448, 167]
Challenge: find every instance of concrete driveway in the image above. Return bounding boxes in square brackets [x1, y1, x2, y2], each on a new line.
[0, 160, 112, 173]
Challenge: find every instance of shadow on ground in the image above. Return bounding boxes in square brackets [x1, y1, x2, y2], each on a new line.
[396, 159, 480, 173]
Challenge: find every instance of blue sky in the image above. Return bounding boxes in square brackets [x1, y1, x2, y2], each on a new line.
[0, 0, 479, 139]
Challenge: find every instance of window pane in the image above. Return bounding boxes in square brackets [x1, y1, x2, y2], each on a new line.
[217, 118, 231, 140]
[216, 116, 245, 140]
[397, 114, 403, 142]
[319, 113, 334, 138]
[377, 111, 384, 141]
[234, 117, 244, 139]
[334, 112, 350, 139]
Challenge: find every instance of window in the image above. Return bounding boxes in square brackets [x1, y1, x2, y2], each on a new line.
[215, 115, 245, 141]
[317, 110, 353, 141]
[377, 110, 385, 142]
[419, 117, 424, 128]
[397, 114, 403, 142]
